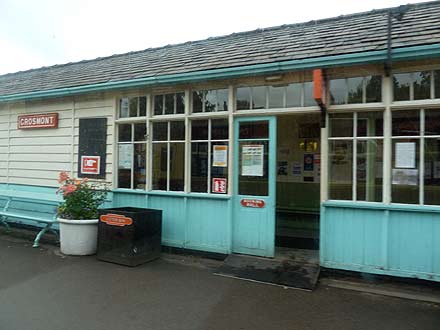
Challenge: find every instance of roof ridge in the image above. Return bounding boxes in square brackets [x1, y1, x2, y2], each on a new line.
[0, 0, 439, 79]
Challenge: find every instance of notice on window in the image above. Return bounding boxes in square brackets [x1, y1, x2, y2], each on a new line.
[213, 145, 228, 167]
[395, 142, 416, 168]
[118, 144, 132, 169]
[242, 145, 264, 176]
[392, 169, 418, 185]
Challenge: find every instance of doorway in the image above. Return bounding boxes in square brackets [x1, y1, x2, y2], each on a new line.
[276, 114, 321, 250]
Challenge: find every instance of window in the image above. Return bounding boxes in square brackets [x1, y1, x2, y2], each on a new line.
[191, 119, 229, 193]
[119, 96, 147, 118]
[152, 121, 185, 191]
[117, 123, 147, 189]
[153, 92, 185, 115]
[328, 112, 384, 202]
[192, 89, 228, 113]
[393, 70, 440, 101]
[236, 82, 315, 110]
[329, 76, 382, 105]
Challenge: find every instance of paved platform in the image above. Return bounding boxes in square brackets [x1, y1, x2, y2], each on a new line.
[0, 233, 439, 330]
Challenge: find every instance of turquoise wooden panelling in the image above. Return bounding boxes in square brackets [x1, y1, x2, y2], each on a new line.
[321, 201, 440, 282]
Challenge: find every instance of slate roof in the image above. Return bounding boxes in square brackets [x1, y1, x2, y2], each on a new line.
[1, 1, 440, 98]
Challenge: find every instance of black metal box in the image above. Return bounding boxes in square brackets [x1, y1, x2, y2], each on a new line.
[97, 207, 162, 267]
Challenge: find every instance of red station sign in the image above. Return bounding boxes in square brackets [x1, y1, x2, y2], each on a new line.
[240, 199, 266, 208]
[81, 156, 101, 175]
[100, 213, 133, 227]
[18, 113, 58, 129]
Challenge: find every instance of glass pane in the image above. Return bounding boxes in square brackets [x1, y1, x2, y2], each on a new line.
[303, 81, 315, 106]
[133, 143, 146, 189]
[347, 77, 363, 104]
[425, 109, 440, 136]
[191, 142, 208, 193]
[392, 110, 420, 136]
[435, 70, 440, 99]
[413, 71, 431, 100]
[424, 138, 440, 205]
[392, 139, 419, 204]
[211, 142, 228, 194]
[169, 143, 185, 191]
[139, 96, 147, 116]
[153, 122, 167, 141]
[393, 73, 411, 101]
[239, 121, 269, 139]
[118, 124, 132, 142]
[211, 119, 229, 140]
[129, 98, 138, 117]
[165, 94, 175, 115]
[238, 141, 269, 196]
[268, 85, 285, 108]
[329, 79, 346, 105]
[205, 90, 216, 112]
[357, 140, 383, 202]
[176, 92, 185, 114]
[329, 113, 353, 137]
[134, 123, 146, 141]
[236, 87, 251, 110]
[286, 83, 301, 107]
[357, 111, 383, 137]
[329, 140, 353, 200]
[192, 91, 203, 113]
[152, 143, 167, 190]
[119, 98, 129, 118]
[216, 89, 228, 111]
[118, 144, 132, 188]
[154, 95, 163, 115]
[252, 86, 266, 109]
[191, 120, 208, 140]
[365, 75, 382, 103]
[170, 121, 185, 140]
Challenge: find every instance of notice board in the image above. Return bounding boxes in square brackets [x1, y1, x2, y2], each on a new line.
[78, 118, 107, 179]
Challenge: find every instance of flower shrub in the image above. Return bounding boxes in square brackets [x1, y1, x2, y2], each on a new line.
[57, 172, 108, 220]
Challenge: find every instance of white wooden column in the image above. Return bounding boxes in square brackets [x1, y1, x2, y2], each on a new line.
[383, 76, 392, 204]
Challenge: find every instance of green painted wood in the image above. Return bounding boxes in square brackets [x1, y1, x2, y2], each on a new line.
[232, 116, 277, 257]
[321, 201, 440, 282]
[2, 44, 439, 102]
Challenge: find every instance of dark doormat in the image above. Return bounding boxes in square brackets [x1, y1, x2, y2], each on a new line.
[214, 252, 320, 291]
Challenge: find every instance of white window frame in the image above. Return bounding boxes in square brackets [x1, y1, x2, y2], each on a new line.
[152, 92, 186, 116]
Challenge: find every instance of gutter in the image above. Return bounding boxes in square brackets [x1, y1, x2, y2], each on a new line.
[1, 43, 440, 103]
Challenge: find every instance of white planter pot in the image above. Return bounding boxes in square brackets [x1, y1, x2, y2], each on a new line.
[58, 218, 99, 256]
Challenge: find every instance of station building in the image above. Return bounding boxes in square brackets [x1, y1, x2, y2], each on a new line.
[1, 2, 440, 281]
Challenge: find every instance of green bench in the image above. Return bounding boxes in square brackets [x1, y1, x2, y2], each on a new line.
[0, 190, 61, 247]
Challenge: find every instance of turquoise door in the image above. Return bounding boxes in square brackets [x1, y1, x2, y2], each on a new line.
[233, 117, 276, 257]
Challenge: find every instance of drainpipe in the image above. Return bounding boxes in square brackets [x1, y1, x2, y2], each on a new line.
[384, 5, 409, 77]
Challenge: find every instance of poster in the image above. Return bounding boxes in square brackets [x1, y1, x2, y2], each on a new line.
[212, 178, 227, 194]
[392, 169, 418, 185]
[304, 153, 314, 171]
[213, 145, 228, 167]
[242, 145, 264, 176]
[277, 161, 288, 176]
[292, 161, 302, 176]
[395, 142, 416, 168]
[118, 144, 132, 169]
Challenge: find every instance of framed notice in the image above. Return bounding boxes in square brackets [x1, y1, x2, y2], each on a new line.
[241, 145, 264, 176]
[395, 142, 416, 168]
[213, 145, 228, 167]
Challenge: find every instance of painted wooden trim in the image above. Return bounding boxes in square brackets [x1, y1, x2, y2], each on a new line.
[323, 200, 440, 213]
[2, 44, 440, 103]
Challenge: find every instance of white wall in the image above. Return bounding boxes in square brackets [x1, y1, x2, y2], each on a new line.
[0, 93, 115, 187]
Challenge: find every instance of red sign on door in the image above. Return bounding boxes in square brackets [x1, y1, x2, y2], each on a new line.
[240, 199, 265, 208]
[212, 178, 227, 194]
[18, 113, 58, 129]
[81, 156, 100, 175]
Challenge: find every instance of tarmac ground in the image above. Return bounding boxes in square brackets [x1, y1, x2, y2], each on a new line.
[0, 233, 439, 330]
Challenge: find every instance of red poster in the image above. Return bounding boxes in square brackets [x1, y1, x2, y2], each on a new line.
[212, 178, 227, 194]
[81, 156, 100, 175]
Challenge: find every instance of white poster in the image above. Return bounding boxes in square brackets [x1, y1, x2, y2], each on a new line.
[118, 144, 132, 169]
[392, 169, 418, 185]
[242, 145, 264, 176]
[395, 142, 416, 168]
[213, 145, 228, 167]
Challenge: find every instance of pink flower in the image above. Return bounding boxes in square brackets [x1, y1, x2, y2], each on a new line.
[63, 184, 77, 196]
[58, 172, 69, 183]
